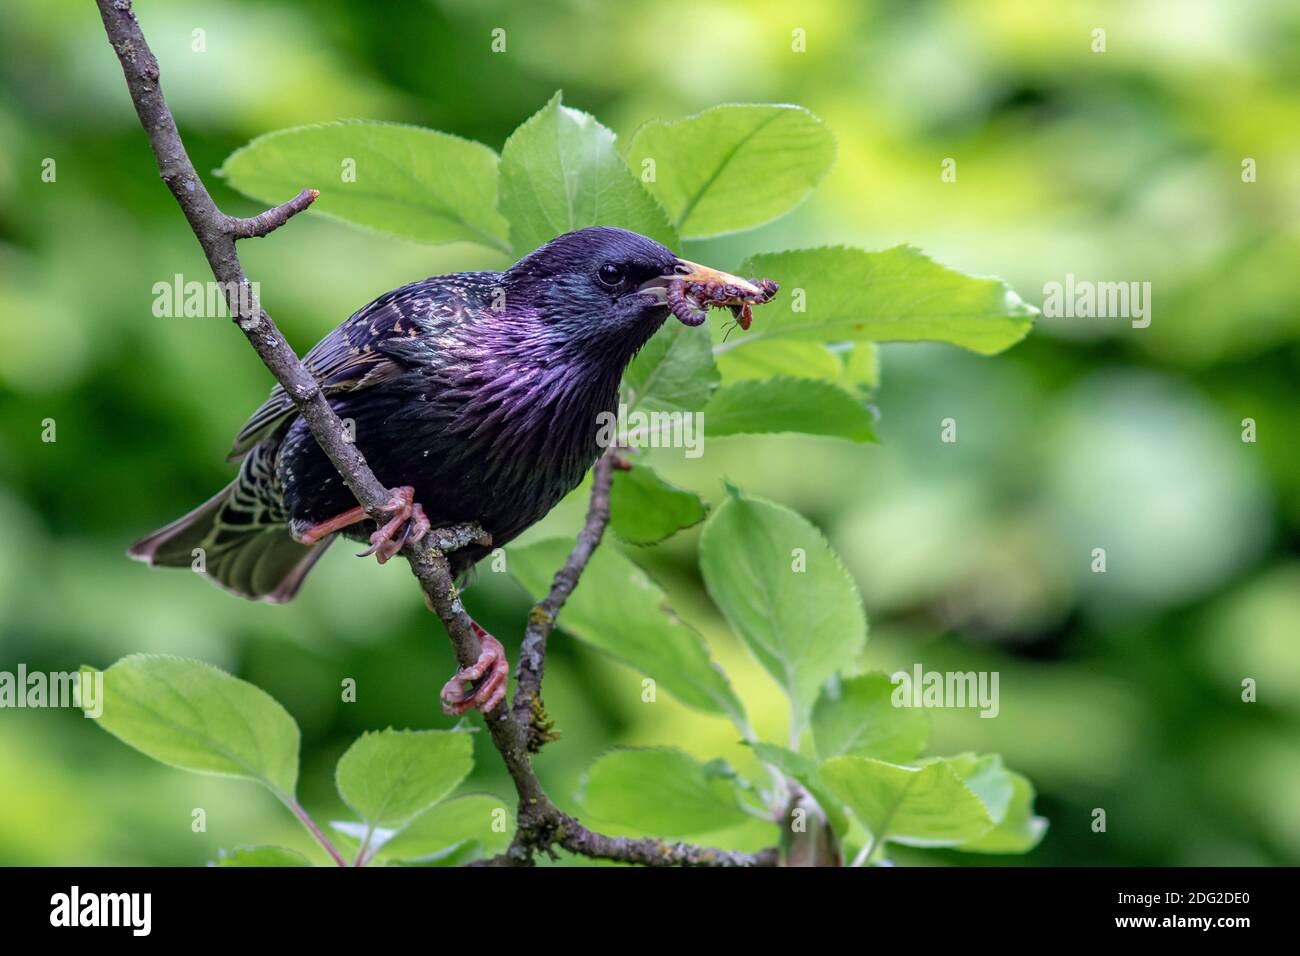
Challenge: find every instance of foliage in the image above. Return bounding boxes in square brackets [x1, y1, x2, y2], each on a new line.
[7, 0, 1297, 870]
[85, 94, 1042, 864]
[86, 656, 507, 866]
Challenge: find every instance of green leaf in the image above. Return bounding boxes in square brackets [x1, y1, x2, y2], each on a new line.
[838, 343, 880, 390]
[714, 339, 845, 384]
[211, 846, 311, 867]
[945, 753, 1014, 824]
[712, 339, 880, 391]
[627, 104, 835, 239]
[610, 465, 708, 545]
[750, 741, 819, 781]
[624, 321, 719, 416]
[86, 655, 299, 798]
[578, 748, 751, 836]
[941, 753, 1046, 854]
[335, 729, 473, 828]
[961, 770, 1048, 854]
[820, 755, 995, 848]
[704, 377, 877, 442]
[499, 92, 677, 254]
[379, 794, 514, 863]
[698, 490, 866, 731]
[812, 673, 929, 763]
[749, 742, 849, 837]
[727, 246, 1037, 356]
[508, 538, 745, 723]
[219, 121, 510, 251]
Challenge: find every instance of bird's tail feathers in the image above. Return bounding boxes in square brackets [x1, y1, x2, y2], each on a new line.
[128, 480, 332, 603]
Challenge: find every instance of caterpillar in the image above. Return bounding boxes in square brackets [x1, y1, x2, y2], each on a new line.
[665, 276, 779, 330]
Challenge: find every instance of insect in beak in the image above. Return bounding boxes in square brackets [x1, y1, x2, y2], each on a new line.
[672, 260, 766, 297]
[639, 259, 779, 329]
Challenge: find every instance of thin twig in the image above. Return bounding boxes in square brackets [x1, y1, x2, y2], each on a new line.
[226, 188, 321, 238]
[557, 818, 779, 867]
[474, 817, 779, 867]
[512, 451, 617, 737]
[96, 0, 775, 868]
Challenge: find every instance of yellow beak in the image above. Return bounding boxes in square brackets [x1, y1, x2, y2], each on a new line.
[672, 259, 766, 298]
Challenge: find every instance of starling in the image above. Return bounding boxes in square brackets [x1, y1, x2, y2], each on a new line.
[129, 227, 774, 714]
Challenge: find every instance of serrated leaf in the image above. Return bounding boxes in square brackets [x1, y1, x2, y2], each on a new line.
[820, 755, 995, 848]
[944, 753, 1014, 824]
[508, 538, 745, 723]
[712, 339, 879, 390]
[610, 465, 708, 545]
[578, 748, 751, 836]
[698, 490, 866, 732]
[725, 246, 1037, 356]
[624, 321, 719, 416]
[961, 770, 1048, 854]
[85, 655, 299, 798]
[713, 338, 845, 383]
[941, 753, 1046, 854]
[499, 92, 677, 254]
[220, 121, 510, 251]
[627, 104, 835, 239]
[379, 794, 514, 863]
[812, 673, 929, 763]
[704, 377, 877, 442]
[335, 729, 473, 828]
[212, 846, 311, 867]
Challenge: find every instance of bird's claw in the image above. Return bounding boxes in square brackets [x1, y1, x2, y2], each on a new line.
[440, 623, 509, 716]
[356, 485, 429, 564]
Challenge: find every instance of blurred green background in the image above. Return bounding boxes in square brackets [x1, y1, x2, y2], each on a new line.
[2, 0, 1297, 866]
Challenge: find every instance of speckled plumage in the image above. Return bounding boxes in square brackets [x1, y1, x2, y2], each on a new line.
[130, 227, 684, 601]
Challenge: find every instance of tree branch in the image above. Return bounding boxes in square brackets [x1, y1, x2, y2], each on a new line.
[226, 187, 321, 239]
[96, 0, 775, 868]
[558, 827, 779, 868]
[512, 450, 617, 740]
[475, 813, 779, 867]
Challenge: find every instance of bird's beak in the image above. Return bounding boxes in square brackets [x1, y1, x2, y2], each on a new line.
[671, 259, 766, 297]
[636, 259, 765, 305]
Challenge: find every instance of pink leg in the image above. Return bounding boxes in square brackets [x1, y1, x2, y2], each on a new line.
[293, 486, 429, 564]
[294, 504, 367, 545]
[356, 486, 430, 564]
[440, 622, 509, 716]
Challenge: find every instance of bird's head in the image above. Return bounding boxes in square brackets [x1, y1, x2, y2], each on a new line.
[503, 226, 760, 361]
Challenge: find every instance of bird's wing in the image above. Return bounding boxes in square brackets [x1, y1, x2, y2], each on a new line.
[226, 280, 454, 461]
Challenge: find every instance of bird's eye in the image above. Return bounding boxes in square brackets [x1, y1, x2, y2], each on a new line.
[596, 263, 626, 288]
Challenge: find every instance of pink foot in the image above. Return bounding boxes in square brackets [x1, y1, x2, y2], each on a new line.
[356, 486, 430, 564]
[294, 485, 429, 564]
[440, 623, 509, 716]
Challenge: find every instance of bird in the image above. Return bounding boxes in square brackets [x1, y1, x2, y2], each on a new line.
[128, 227, 770, 716]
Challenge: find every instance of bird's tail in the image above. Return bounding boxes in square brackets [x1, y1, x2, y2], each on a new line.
[128, 480, 333, 603]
